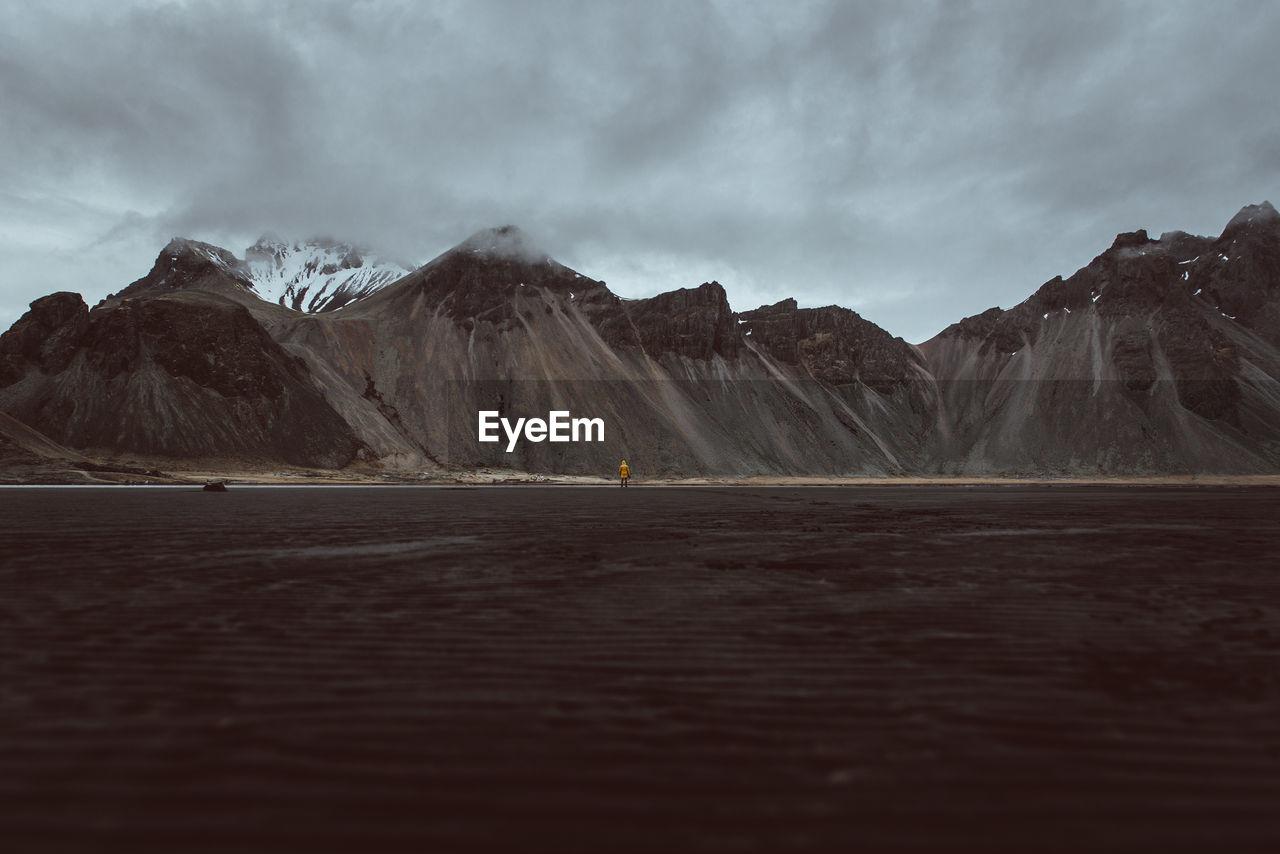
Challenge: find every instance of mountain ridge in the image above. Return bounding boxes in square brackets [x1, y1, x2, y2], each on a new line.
[3, 203, 1279, 477]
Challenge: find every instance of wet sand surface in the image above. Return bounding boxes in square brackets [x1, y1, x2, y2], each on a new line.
[2, 485, 1278, 852]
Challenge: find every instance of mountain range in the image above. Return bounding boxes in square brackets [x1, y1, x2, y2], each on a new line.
[2, 204, 1279, 479]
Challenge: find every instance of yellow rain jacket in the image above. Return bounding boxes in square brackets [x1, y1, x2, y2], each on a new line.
[619, 461, 630, 478]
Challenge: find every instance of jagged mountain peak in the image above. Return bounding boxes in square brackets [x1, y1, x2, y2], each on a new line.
[159, 237, 249, 279]
[1219, 201, 1280, 247]
[357, 224, 603, 323]
[115, 237, 254, 300]
[753, 298, 800, 314]
[162, 236, 240, 263]
[113, 235, 412, 314]
[448, 225, 551, 265]
[1224, 200, 1278, 232]
[738, 297, 923, 391]
[1109, 229, 1155, 251]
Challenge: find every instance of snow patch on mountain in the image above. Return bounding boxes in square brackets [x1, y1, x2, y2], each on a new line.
[245, 237, 411, 313]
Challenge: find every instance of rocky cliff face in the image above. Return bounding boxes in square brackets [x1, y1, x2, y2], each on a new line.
[116, 238, 257, 300]
[920, 205, 1280, 474]
[0, 289, 360, 468]
[592, 281, 741, 361]
[1197, 202, 1280, 348]
[738, 298, 925, 393]
[0, 291, 91, 386]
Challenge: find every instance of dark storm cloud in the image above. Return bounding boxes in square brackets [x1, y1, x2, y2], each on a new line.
[1, 0, 1278, 342]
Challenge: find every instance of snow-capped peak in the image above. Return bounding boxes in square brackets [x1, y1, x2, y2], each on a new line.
[244, 237, 411, 313]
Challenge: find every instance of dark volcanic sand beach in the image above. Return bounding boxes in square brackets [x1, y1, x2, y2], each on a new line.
[2, 485, 1279, 852]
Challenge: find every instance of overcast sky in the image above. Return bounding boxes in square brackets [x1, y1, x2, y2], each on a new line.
[2, 0, 1277, 343]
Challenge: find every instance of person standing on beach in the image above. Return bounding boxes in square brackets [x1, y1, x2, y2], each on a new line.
[619, 459, 630, 488]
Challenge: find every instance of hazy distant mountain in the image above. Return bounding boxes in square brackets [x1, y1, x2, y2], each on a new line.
[2, 206, 1278, 476]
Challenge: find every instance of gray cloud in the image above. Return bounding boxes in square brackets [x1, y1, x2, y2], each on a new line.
[1, 0, 1277, 343]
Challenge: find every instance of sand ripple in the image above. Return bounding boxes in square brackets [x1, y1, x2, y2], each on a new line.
[1, 485, 1278, 851]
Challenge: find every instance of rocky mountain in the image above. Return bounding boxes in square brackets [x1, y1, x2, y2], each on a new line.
[270, 225, 932, 475]
[112, 236, 411, 315]
[0, 286, 360, 468]
[2, 205, 1279, 477]
[920, 201, 1280, 474]
[114, 238, 260, 305]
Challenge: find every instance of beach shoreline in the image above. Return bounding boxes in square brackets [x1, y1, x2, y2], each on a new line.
[5, 463, 1280, 488]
